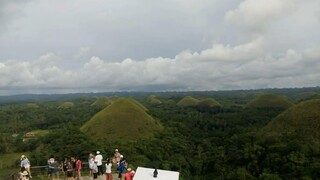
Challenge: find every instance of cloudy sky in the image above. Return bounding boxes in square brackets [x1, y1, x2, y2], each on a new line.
[0, 0, 319, 95]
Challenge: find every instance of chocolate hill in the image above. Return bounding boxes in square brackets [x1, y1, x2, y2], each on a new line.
[80, 97, 162, 141]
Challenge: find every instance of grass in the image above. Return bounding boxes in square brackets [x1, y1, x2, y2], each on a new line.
[247, 93, 293, 109]
[81, 97, 163, 141]
[177, 96, 200, 107]
[263, 99, 320, 142]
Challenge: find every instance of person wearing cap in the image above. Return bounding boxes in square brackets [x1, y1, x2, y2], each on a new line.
[124, 168, 135, 180]
[20, 155, 32, 178]
[113, 149, 121, 164]
[95, 151, 103, 176]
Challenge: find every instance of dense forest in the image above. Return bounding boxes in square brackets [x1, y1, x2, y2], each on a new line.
[0, 87, 320, 179]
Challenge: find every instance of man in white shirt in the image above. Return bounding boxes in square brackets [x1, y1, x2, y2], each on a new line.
[95, 151, 103, 176]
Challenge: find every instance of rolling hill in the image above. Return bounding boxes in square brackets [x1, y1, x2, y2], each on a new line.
[262, 99, 320, 147]
[80, 97, 162, 141]
[91, 96, 112, 107]
[246, 93, 293, 109]
[198, 98, 221, 107]
[177, 96, 200, 107]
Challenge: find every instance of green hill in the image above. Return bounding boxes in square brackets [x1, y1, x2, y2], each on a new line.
[58, 102, 74, 109]
[91, 96, 112, 107]
[246, 93, 293, 109]
[262, 99, 320, 147]
[198, 98, 221, 107]
[25, 103, 40, 109]
[80, 97, 162, 141]
[177, 96, 200, 107]
[147, 95, 162, 105]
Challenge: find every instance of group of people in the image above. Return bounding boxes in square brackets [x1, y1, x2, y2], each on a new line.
[47, 156, 82, 180]
[18, 148, 135, 180]
[88, 149, 135, 180]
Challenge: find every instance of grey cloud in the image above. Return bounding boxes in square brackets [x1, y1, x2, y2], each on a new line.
[1, 39, 319, 94]
[0, 0, 319, 95]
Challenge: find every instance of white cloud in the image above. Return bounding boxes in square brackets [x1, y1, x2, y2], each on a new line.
[224, 0, 297, 33]
[73, 47, 91, 59]
[0, 0, 319, 95]
[0, 39, 319, 94]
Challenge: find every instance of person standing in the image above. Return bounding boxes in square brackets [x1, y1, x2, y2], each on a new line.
[124, 168, 135, 180]
[88, 153, 95, 176]
[118, 158, 127, 180]
[75, 157, 82, 180]
[105, 158, 113, 180]
[20, 155, 32, 178]
[47, 156, 55, 179]
[66, 160, 74, 180]
[95, 151, 103, 176]
[51, 159, 60, 180]
[92, 160, 98, 180]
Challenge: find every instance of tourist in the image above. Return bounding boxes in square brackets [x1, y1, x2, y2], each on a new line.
[113, 149, 121, 164]
[105, 158, 113, 180]
[88, 153, 95, 176]
[124, 168, 135, 180]
[47, 156, 55, 178]
[51, 159, 61, 180]
[95, 151, 103, 176]
[92, 160, 98, 180]
[75, 157, 82, 180]
[66, 160, 74, 180]
[20, 155, 32, 178]
[118, 158, 127, 180]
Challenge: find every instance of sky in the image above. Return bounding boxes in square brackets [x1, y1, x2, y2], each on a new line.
[0, 0, 319, 95]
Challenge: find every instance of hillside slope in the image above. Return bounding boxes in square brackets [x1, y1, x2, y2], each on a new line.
[247, 93, 293, 109]
[80, 97, 162, 141]
[262, 99, 320, 147]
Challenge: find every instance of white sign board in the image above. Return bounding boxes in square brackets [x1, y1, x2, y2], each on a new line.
[133, 167, 179, 180]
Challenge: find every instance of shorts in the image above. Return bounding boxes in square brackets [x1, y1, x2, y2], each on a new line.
[67, 171, 73, 177]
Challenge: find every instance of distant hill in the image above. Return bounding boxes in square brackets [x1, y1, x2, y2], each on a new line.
[262, 99, 320, 148]
[177, 96, 200, 107]
[198, 98, 221, 107]
[246, 93, 293, 109]
[58, 102, 75, 109]
[80, 97, 162, 141]
[91, 96, 112, 107]
[147, 95, 162, 105]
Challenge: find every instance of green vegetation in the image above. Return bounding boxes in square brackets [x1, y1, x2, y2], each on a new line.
[0, 88, 320, 179]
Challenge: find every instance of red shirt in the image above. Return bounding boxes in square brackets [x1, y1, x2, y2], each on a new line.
[76, 160, 82, 170]
[125, 171, 135, 180]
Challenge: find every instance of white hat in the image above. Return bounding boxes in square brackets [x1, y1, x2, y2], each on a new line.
[127, 168, 132, 171]
[21, 155, 26, 159]
[120, 155, 123, 158]
[115, 149, 118, 152]
[97, 151, 100, 154]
